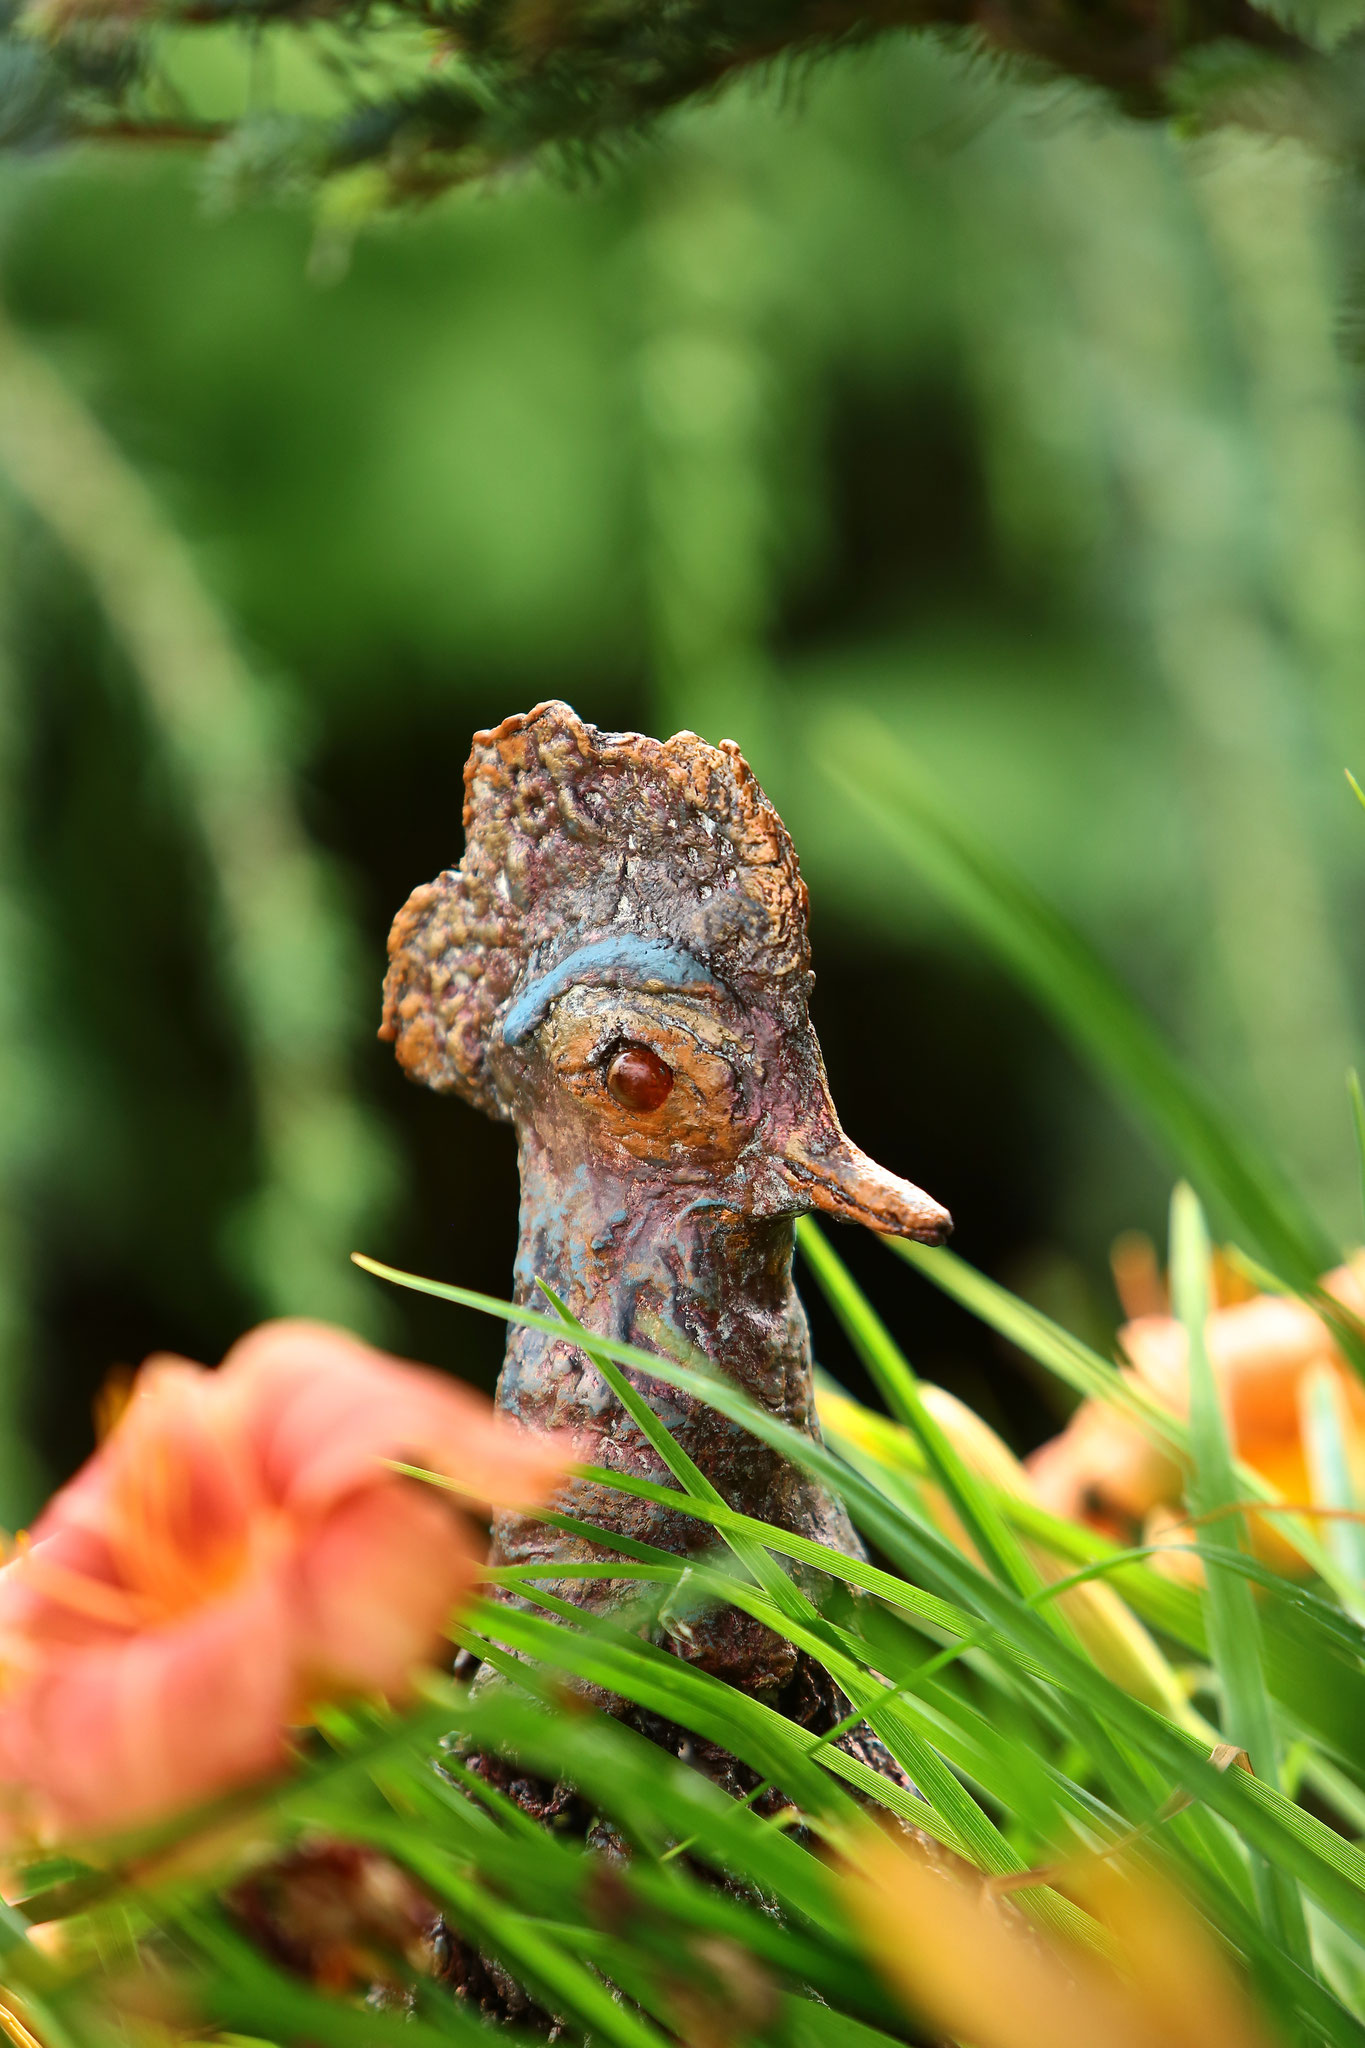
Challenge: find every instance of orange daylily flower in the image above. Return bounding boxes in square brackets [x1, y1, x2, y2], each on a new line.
[0, 1320, 572, 1846]
[1026, 1249, 1365, 1576]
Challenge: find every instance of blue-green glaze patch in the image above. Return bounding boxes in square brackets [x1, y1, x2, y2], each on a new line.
[500, 935, 718, 1046]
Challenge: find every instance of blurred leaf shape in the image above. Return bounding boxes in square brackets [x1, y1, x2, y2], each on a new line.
[817, 713, 1337, 1286]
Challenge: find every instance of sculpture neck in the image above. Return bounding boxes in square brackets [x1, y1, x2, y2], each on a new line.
[494, 1129, 859, 1581]
[511, 1130, 800, 1385]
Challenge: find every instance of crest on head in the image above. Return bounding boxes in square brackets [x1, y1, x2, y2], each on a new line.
[380, 702, 812, 1123]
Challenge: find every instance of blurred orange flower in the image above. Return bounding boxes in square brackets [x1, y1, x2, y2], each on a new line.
[848, 1824, 1275, 2048]
[0, 1320, 571, 1846]
[1027, 1248, 1365, 1576]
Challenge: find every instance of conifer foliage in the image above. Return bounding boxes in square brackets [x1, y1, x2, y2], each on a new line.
[0, 0, 1333, 205]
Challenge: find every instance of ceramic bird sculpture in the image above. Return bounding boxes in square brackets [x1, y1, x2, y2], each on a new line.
[381, 701, 950, 1782]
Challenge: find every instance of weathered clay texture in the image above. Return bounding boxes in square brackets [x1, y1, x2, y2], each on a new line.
[382, 701, 950, 1710]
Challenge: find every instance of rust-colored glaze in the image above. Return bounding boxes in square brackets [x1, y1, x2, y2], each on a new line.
[382, 701, 950, 1731]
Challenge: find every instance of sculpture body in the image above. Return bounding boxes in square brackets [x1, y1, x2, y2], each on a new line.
[381, 701, 950, 1718]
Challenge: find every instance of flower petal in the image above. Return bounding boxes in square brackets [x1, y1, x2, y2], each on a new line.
[0, 1571, 294, 1844]
[291, 1480, 477, 1700]
[0, 1517, 130, 1650]
[1026, 1399, 1178, 1527]
[222, 1320, 572, 1515]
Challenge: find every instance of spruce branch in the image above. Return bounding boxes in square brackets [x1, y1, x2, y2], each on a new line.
[0, 0, 1325, 204]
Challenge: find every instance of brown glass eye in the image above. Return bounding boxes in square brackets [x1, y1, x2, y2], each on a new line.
[605, 1042, 674, 1113]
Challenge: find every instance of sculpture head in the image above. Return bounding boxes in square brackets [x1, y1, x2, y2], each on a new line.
[381, 702, 949, 1241]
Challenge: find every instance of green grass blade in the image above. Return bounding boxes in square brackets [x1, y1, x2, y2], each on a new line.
[530, 1282, 723, 1511]
[305, 1680, 908, 2034]
[886, 1237, 1184, 1440]
[886, 1236, 1350, 1594]
[812, 1262, 1365, 1753]
[460, 1591, 1095, 1953]
[880, 1461, 1365, 1770]
[365, 1252, 1027, 1665]
[402, 1450, 1050, 1686]
[459, 1620, 940, 1848]
[1301, 1361, 1365, 1599]
[457, 1598, 863, 1830]
[1349, 1071, 1365, 1241]
[777, 1998, 909, 2048]
[555, 1554, 1069, 1908]
[359, 1258, 1365, 1945]
[575, 1356, 1365, 1938]
[440, 1681, 859, 1941]
[817, 715, 1334, 1282]
[180, 1908, 511, 2048]
[797, 1220, 1043, 1603]
[373, 1849, 671, 2048]
[483, 1513, 1365, 2041]
[1171, 1182, 1310, 1963]
[533, 1282, 827, 1640]
[562, 1474, 1034, 1667]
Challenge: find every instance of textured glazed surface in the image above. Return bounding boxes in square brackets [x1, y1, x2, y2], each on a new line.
[382, 701, 950, 1703]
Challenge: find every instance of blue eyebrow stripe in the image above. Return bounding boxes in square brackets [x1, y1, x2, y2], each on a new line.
[500, 936, 718, 1047]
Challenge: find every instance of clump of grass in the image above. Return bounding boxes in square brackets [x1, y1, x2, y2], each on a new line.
[4, 1187, 1362, 2047]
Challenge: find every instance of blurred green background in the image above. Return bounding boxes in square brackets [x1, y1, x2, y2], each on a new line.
[3, 35, 1364, 1519]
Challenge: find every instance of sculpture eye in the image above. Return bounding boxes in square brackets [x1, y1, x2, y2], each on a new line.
[605, 1042, 674, 1113]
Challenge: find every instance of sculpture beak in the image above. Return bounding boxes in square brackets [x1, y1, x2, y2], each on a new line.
[777, 1131, 952, 1245]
